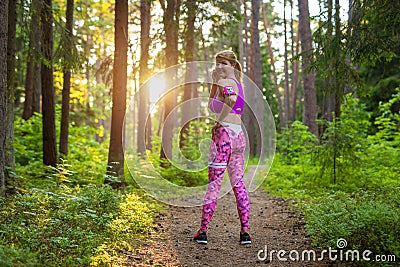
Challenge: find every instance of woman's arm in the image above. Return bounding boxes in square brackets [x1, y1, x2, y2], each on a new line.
[208, 84, 218, 105]
[208, 69, 219, 105]
[216, 79, 238, 123]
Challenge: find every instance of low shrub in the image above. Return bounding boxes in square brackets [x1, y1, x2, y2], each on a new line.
[304, 188, 399, 265]
[0, 185, 157, 266]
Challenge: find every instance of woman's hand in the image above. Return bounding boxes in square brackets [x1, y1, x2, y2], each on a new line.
[212, 69, 220, 82]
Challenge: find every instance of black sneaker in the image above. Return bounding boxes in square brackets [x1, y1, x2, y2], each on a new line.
[193, 231, 208, 244]
[240, 232, 252, 245]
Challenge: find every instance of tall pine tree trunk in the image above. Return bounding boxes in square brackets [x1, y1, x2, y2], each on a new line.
[23, 0, 41, 120]
[60, 0, 74, 155]
[243, 0, 254, 157]
[32, 56, 42, 113]
[243, 0, 250, 75]
[298, 0, 317, 135]
[23, 55, 34, 119]
[238, 0, 244, 68]
[346, 0, 357, 96]
[6, 0, 16, 177]
[242, 0, 253, 149]
[290, 26, 300, 121]
[321, 0, 335, 124]
[289, 0, 299, 122]
[283, 0, 290, 126]
[107, 0, 128, 181]
[262, 4, 284, 128]
[180, 0, 196, 149]
[333, 0, 342, 119]
[137, 0, 151, 154]
[250, 0, 263, 157]
[160, 0, 180, 163]
[41, 0, 57, 166]
[0, 0, 9, 196]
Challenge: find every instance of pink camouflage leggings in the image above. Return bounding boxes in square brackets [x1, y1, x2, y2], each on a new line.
[200, 125, 250, 232]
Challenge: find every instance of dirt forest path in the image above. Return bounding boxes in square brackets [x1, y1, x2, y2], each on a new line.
[129, 168, 338, 267]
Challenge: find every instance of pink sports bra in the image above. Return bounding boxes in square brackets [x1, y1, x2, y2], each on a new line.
[209, 78, 244, 115]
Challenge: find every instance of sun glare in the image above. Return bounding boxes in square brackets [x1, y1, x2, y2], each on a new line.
[149, 74, 167, 104]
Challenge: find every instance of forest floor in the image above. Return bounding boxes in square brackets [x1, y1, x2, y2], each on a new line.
[124, 168, 342, 267]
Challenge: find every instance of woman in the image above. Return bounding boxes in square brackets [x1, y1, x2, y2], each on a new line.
[193, 50, 251, 245]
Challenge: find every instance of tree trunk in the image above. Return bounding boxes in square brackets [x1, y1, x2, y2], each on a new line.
[298, 0, 318, 136]
[244, 0, 255, 157]
[59, 0, 74, 156]
[107, 0, 128, 181]
[321, 0, 334, 124]
[283, 0, 290, 126]
[23, 0, 41, 119]
[243, 0, 250, 75]
[289, 0, 299, 122]
[0, 0, 8, 197]
[261, 4, 284, 128]
[180, 0, 196, 149]
[250, 0, 263, 157]
[23, 58, 34, 119]
[346, 0, 357, 96]
[333, 0, 342, 119]
[32, 3, 42, 116]
[250, 0, 262, 96]
[13, 16, 24, 108]
[160, 0, 180, 163]
[290, 26, 300, 121]
[242, 0, 254, 150]
[32, 60, 41, 113]
[6, 0, 16, 178]
[238, 0, 244, 67]
[41, 0, 57, 166]
[131, 73, 137, 150]
[137, 0, 151, 155]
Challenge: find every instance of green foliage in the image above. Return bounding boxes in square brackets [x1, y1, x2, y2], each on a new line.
[362, 89, 400, 187]
[180, 120, 210, 162]
[64, 124, 109, 185]
[153, 160, 208, 187]
[304, 188, 400, 263]
[358, 62, 400, 132]
[0, 185, 156, 266]
[0, 245, 39, 267]
[148, 120, 209, 187]
[277, 121, 318, 164]
[348, 0, 400, 65]
[312, 0, 361, 114]
[371, 88, 400, 142]
[263, 92, 399, 264]
[0, 185, 115, 265]
[313, 96, 371, 187]
[7, 110, 159, 266]
[48, 158, 75, 185]
[14, 112, 109, 188]
[14, 114, 43, 167]
[263, 153, 320, 199]
[90, 193, 156, 266]
[266, 93, 398, 197]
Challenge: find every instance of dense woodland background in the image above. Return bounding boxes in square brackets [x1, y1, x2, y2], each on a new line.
[0, 0, 399, 265]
